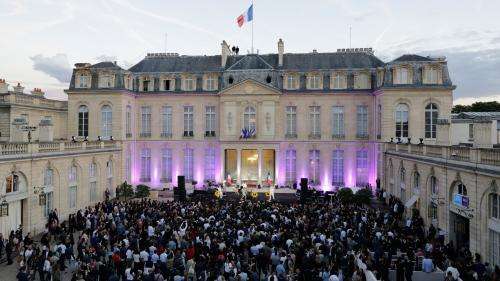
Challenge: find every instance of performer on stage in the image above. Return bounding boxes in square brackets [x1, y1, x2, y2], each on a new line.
[269, 183, 276, 201]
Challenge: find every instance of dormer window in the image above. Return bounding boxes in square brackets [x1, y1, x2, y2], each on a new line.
[285, 73, 299, 90]
[307, 73, 322, 90]
[331, 72, 347, 89]
[162, 79, 173, 91]
[78, 74, 89, 88]
[424, 67, 440, 84]
[394, 67, 412, 84]
[143, 79, 150, 92]
[205, 76, 217, 91]
[354, 73, 370, 89]
[183, 76, 196, 91]
[98, 73, 114, 88]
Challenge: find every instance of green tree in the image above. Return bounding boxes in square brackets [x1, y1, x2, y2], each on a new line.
[452, 101, 500, 113]
[354, 188, 373, 205]
[337, 188, 353, 204]
[118, 181, 134, 200]
[135, 184, 150, 198]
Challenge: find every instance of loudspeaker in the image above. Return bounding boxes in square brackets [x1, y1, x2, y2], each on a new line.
[300, 178, 308, 191]
[300, 178, 308, 203]
[178, 176, 185, 189]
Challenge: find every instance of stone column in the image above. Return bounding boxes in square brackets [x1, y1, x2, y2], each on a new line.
[274, 149, 280, 186]
[236, 148, 241, 185]
[220, 147, 225, 183]
[258, 148, 263, 185]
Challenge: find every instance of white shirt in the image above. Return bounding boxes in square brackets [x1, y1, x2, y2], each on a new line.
[148, 225, 155, 237]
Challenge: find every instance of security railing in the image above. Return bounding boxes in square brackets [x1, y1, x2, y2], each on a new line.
[0, 141, 119, 157]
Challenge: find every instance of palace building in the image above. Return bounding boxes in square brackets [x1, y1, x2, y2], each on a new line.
[1, 39, 499, 265]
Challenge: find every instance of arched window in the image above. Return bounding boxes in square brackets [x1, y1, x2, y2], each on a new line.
[425, 103, 438, 139]
[395, 104, 409, 138]
[78, 105, 89, 137]
[430, 176, 438, 195]
[68, 164, 78, 209]
[68, 165, 77, 183]
[106, 160, 114, 197]
[243, 106, 256, 132]
[89, 162, 97, 202]
[44, 169, 53, 187]
[490, 193, 499, 220]
[413, 172, 420, 191]
[126, 105, 132, 137]
[101, 105, 112, 139]
[5, 173, 19, 193]
[399, 167, 406, 202]
[457, 182, 467, 196]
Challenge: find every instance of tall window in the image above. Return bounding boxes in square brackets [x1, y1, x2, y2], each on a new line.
[205, 76, 216, 91]
[205, 106, 216, 137]
[142, 79, 150, 91]
[141, 106, 152, 137]
[469, 124, 474, 140]
[243, 106, 256, 131]
[307, 74, 322, 89]
[309, 150, 320, 185]
[184, 148, 194, 181]
[78, 105, 89, 137]
[184, 77, 195, 91]
[490, 230, 500, 267]
[377, 104, 382, 138]
[140, 148, 151, 181]
[44, 192, 53, 217]
[106, 160, 113, 197]
[490, 193, 499, 220]
[44, 168, 53, 187]
[89, 162, 97, 202]
[332, 106, 344, 137]
[332, 73, 346, 89]
[356, 150, 368, 186]
[126, 105, 132, 137]
[357, 105, 368, 138]
[285, 106, 297, 137]
[457, 182, 467, 196]
[332, 150, 344, 186]
[309, 106, 321, 137]
[285, 149, 296, 185]
[184, 106, 194, 137]
[395, 104, 409, 138]
[101, 105, 112, 139]
[78, 74, 88, 88]
[161, 148, 172, 182]
[68, 164, 77, 209]
[286, 75, 298, 90]
[425, 103, 438, 139]
[413, 172, 420, 191]
[430, 176, 438, 195]
[204, 147, 216, 181]
[399, 167, 406, 202]
[161, 106, 173, 137]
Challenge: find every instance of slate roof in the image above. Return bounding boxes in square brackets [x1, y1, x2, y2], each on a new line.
[392, 54, 434, 62]
[128, 52, 385, 73]
[452, 112, 500, 120]
[91, 61, 122, 69]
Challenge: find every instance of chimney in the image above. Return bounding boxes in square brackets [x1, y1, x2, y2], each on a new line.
[0, 79, 8, 94]
[13, 82, 24, 94]
[278, 39, 284, 67]
[221, 40, 230, 68]
[31, 88, 45, 97]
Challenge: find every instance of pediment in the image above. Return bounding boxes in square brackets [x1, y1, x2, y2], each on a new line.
[220, 78, 281, 96]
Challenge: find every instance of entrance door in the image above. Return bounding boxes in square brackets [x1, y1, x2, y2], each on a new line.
[450, 211, 470, 250]
[0, 200, 21, 236]
[241, 149, 259, 183]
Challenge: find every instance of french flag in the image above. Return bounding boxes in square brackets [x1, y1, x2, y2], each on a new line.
[236, 4, 253, 27]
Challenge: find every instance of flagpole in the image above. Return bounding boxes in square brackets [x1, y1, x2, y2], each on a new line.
[251, 0, 254, 54]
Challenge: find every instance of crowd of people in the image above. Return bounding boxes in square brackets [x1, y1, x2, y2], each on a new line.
[1, 189, 499, 281]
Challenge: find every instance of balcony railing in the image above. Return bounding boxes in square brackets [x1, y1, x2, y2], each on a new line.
[0, 92, 67, 109]
[386, 143, 500, 167]
[0, 141, 119, 157]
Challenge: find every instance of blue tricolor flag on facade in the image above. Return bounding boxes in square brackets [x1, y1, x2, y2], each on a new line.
[237, 4, 253, 27]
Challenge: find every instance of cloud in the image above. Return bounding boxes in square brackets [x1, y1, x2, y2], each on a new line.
[95, 55, 117, 62]
[30, 54, 72, 83]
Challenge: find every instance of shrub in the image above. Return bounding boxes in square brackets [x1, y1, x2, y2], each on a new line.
[338, 188, 354, 204]
[118, 181, 134, 199]
[354, 188, 373, 205]
[135, 184, 151, 198]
